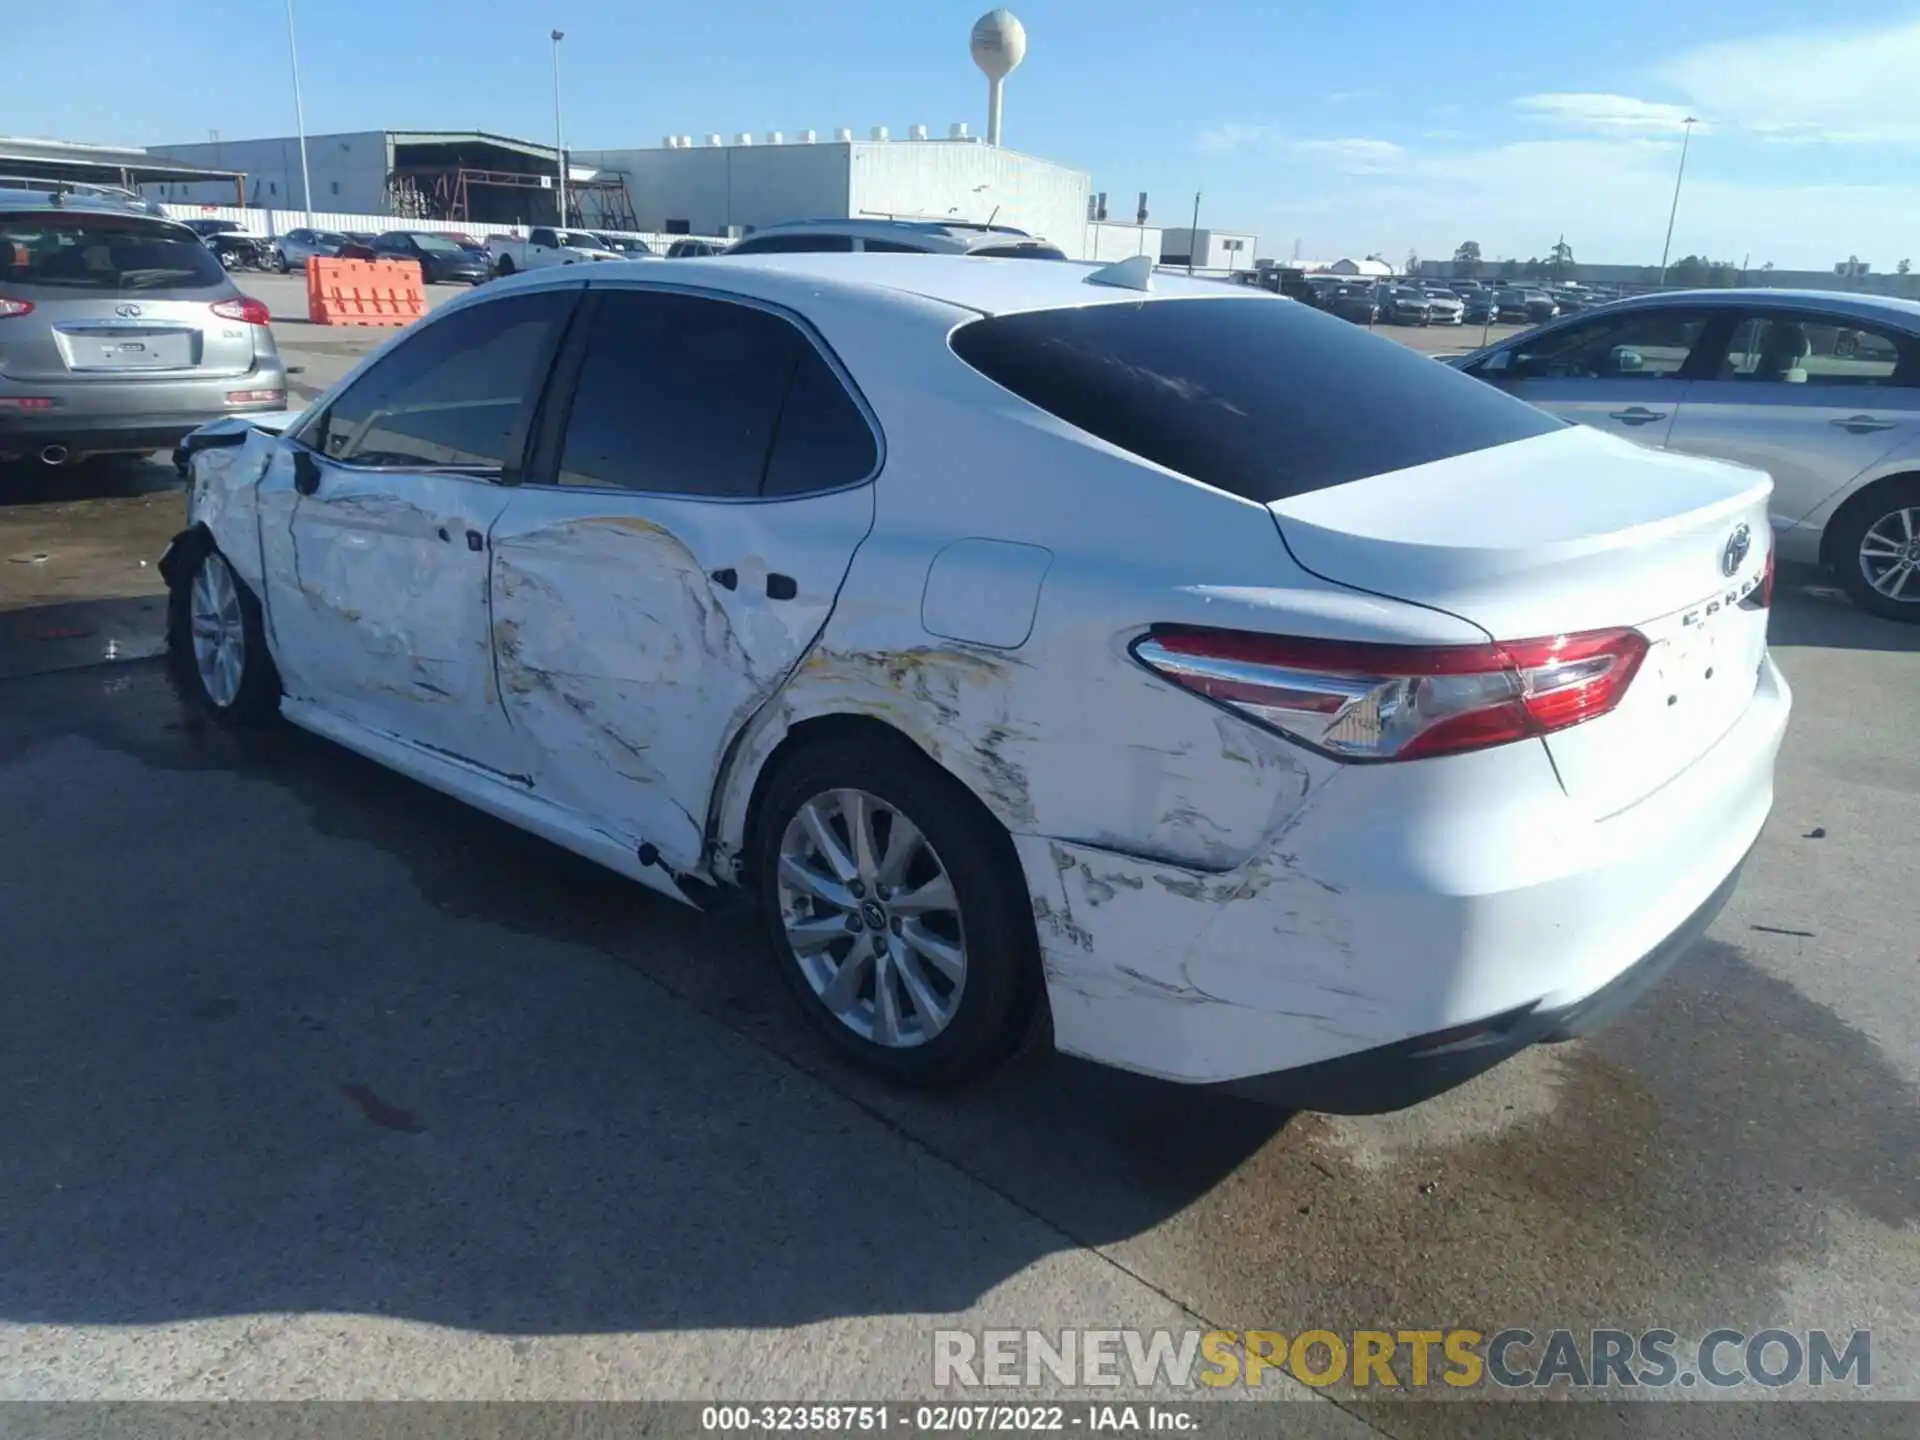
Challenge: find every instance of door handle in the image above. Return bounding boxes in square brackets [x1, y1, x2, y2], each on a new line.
[466, 530, 484, 552]
[437, 526, 451, 543]
[709, 567, 738, 591]
[1608, 407, 1667, 425]
[766, 573, 798, 601]
[1832, 415, 1897, 434]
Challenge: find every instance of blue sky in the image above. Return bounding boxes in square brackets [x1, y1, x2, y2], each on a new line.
[8, 1, 1917, 269]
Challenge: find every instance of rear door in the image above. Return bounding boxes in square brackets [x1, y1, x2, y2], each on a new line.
[489, 283, 879, 874]
[0, 208, 257, 381]
[1465, 305, 1729, 447]
[1665, 308, 1920, 530]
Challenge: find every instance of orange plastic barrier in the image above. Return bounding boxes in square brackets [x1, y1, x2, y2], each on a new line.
[306, 257, 426, 327]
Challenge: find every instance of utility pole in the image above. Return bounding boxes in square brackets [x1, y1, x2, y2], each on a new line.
[550, 29, 568, 227]
[1657, 116, 1699, 287]
[285, 0, 314, 228]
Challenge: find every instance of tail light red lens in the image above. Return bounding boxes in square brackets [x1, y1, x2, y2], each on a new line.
[0, 296, 34, 319]
[1134, 626, 1649, 762]
[210, 297, 271, 326]
[1741, 543, 1776, 611]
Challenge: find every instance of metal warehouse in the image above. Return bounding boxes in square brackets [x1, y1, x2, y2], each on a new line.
[148, 124, 1094, 258]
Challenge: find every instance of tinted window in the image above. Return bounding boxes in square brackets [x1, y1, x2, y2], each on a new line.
[972, 244, 1068, 260]
[555, 290, 873, 498]
[763, 346, 878, 496]
[314, 289, 572, 470]
[1501, 309, 1712, 381]
[729, 233, 856, 254]
[1723, 313, 1915, 387]
[0, 213, 229, 293]
[862, 238, 928, 253]
[951, 296, 1561, 503]
[530, 228, 556, 247]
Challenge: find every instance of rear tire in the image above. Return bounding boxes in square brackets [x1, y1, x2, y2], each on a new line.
[1830, 477, 1920, 622]
[167, 541, 282, 724]
[495, 255, 516, 277]
[752, 736, 1041, 1087]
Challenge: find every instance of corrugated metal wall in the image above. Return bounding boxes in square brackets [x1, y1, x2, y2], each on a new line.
[847, 142, 1091, 258]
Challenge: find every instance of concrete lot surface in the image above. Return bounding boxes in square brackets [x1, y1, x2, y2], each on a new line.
[0, 269, 1914, 1436]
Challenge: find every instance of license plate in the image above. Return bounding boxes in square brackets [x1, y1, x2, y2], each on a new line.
[67, 329, 195, 370]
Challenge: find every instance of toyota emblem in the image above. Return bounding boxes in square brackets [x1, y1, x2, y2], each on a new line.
[1721, 523, 1752, 577]
[114, 303, 143, 318]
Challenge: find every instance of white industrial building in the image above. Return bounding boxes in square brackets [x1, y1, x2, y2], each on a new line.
[572, 129, 1090, 256]
[1158, 229, 1259, 273]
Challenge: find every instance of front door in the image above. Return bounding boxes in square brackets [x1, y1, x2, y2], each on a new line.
[258, 284, 581, 779]
[1665, 309, 1920, 531]
[1474, 306, 1725, 448]
[488, 284, 879, 873]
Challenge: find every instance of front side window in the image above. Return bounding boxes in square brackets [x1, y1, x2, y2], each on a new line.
[308, 289, 574, 471]
[1722, 313, 1914, 387]
[861, 238, 928, 254]
[1499, 309, 1715, 381]
[950, 295, 1561, 504]
[554, 289, 874, 499]
[0, 212, 229, 293]
[530, 228, 557, 248]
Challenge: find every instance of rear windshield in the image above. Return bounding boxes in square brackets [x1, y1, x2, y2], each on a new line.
[2, 212, 229, 293]
[949, 295, 1563, 503]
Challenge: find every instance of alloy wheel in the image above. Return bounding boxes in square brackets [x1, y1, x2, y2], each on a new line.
[775, 787, 968, 1048]
[189, 553, 247, 708]
[1858, 506, 1920, 603]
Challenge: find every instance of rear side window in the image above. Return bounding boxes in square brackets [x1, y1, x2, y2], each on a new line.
[949, 296, 1562, 503]
[0, 213, 228, 293]
[312, 289, 573, 470]
[862, 238, 928, 254]
[730, 233, 855, 254]
[972, 244, 1067, 260]
[555, 289, 874, 499]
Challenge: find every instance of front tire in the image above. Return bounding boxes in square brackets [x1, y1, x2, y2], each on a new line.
[1831, 478, 1920, 621]
[753, 736, 1041, 1087]
[167, 542, 281, 723]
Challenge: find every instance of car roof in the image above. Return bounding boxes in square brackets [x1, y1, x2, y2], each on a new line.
[494, 251, 1261, 319]
[1598, 287, 1920, 327]
[0, 185, 174, 218]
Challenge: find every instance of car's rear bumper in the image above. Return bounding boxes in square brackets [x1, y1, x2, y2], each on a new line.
[1016, 655, 1790, 1111]
[0, 363, 289, 459]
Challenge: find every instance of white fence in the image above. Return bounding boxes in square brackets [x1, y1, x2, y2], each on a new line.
[158, 204, 725, 252]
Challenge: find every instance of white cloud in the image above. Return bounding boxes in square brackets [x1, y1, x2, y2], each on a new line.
[1658, 18, 1920, 143]
[1513, 93, 1699, 135]
[1249, 135, 1920, 271]
[1197, 122, 1269, 153]
[1288, 138, 1407, 172]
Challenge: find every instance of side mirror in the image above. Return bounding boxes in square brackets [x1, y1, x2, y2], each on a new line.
[293, 449, 322, 496]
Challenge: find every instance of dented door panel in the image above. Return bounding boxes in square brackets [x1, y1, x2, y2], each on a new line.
[488, 483, 875, 872]
[258, 450, 524, 778]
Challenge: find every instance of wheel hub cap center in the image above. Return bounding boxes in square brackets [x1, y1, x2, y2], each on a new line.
[860, 900, 887, 931]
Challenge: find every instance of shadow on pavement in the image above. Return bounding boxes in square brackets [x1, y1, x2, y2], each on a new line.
[0, 660, 1290, 1337]
[1769, 585, 1920, 653]
[0, 454, 180, 509]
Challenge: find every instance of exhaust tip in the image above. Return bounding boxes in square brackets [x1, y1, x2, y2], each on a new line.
[39, 444, 67, 466]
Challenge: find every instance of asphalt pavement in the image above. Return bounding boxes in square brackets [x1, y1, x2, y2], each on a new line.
[0, 272, 1914, 1435]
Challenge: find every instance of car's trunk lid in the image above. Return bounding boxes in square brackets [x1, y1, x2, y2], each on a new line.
[1268, 424, 1774, 810]
[16, 296, 258, 380]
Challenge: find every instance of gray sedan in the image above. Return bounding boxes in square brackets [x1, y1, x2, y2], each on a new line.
[1449, 289, 1920, 619]
[269, 227, 349, 272]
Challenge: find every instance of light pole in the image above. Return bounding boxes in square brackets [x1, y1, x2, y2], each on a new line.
[285, 0, 314, 228]
[550, 29, 568, 227]
[1657, 115, 1698, 288]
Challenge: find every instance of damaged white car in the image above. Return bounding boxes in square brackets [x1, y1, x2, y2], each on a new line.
[163, 254, 1790, 1112]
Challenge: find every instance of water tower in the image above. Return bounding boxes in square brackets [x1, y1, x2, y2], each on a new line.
[970, 9, 1027, 147]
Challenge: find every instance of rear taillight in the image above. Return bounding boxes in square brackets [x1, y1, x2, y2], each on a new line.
[0, 396, 54, 411]
[0, 296, 33, 319]
[1741, 542, 1775, 611]
[1134, 626, 1649, 763]
[210, 297, 271, 326]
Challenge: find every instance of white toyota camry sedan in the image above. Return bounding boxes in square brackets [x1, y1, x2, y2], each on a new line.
[163, 254, 1790, 1113]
